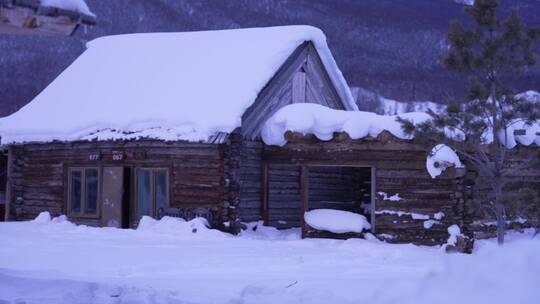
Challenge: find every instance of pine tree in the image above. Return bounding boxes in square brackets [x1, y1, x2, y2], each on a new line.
[398, 0, 540, 245]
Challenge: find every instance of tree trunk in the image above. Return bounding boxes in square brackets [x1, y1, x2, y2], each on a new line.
[489, 78, 506, 245]
[496, 202, 505, 245]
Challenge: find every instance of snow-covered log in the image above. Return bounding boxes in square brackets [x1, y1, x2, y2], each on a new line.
[0, 0, 95, 36]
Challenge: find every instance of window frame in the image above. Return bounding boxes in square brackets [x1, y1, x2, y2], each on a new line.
[67, 167, 101, 218]
[133, 167, 170, 219]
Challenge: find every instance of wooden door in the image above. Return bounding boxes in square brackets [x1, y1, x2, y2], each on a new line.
[101, 167, 124, 228]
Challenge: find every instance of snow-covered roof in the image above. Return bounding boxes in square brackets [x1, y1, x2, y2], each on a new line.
[261, 103, 540, 148]
[0, 0, 95, 35]
[0, 25, 355, 145]
[261, 103, 431, 146]
[40, 0, 94, 17]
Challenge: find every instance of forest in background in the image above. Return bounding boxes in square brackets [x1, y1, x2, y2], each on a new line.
[1, 0, 539, 117]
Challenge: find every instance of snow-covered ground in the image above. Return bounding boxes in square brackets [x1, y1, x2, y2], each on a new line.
[0, 214, 539, 304]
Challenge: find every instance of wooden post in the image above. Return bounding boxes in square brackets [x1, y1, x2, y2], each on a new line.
[4, 147, 12, 221]
[300, 164, 309, 238]
[370, 166, 376, 234]
[261, 162, 269, 225]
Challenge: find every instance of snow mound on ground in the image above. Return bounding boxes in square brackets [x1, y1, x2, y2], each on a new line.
[30, 212, 77, 231]
[426, 144, 464, 178]
[240, 221, 301, 240]
[33, 211, 52, 223]
[41, 0, 94, 16]
[136, 216, 228, 239]
[0, 26, 355, 145]
[304, 209, 371, 234]
[262, 103, 430, 146]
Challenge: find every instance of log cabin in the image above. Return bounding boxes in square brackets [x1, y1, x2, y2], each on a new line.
[0, 0, 96, 36]
[1, 26, 538, 249]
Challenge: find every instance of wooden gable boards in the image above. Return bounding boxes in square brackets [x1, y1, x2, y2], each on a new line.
[241, 42, 350, 140]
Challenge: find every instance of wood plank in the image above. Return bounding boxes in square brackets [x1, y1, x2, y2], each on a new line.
[371, 167, 376, 233]
[261, 163, 269, 225]
[292, 71, 306, 104]
[300, 165, 309, 238]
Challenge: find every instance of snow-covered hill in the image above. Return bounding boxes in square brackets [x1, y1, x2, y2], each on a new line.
[354, 87, 540, 115]
[454, 0, 474, 5]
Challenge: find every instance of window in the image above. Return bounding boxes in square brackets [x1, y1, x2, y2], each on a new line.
[135, 168, 169, 218]
[68, 168, 100, 217]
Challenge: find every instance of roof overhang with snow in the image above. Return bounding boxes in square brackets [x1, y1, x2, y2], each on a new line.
[0, 25, 356, 145]
[0, 0, 95, 36]
[261, 103, 540, 148]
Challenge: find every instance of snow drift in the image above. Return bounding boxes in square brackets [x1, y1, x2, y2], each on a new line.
[1, 212, 539, 304]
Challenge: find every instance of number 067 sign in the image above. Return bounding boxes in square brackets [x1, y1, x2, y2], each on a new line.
[112, 151, 124, 161]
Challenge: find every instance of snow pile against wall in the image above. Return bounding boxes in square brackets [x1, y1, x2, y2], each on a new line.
[136, 216, 228, 239]
[304, 209, 371, 234]
[426, 144, 463, 178]
[0, 26, 355, 145]
[41, 0, 94, 16]
[261, 103, 431, 146]
[239, 221, 301, 241]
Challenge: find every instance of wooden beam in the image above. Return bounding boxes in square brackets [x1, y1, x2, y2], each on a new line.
[300, 164, 309, 238]
[261, 162, 269, 225]
[0, 4, 82, 36]
[370, 166, 376, 234]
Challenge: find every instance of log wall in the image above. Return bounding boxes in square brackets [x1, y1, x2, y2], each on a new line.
[224, 133, 264, 226]
[374, 168, 464, 245]
[267, 164, 301, 228]
[263, 132, 468, 245]
[6, 140, 227, 227]
[308, 166, 369, 213]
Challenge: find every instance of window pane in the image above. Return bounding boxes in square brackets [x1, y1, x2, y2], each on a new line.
[155, 170, 168, 214]
[137, 170, 151, 217]
[85, 169, 98, 214]
[70, 170, 82, 213]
